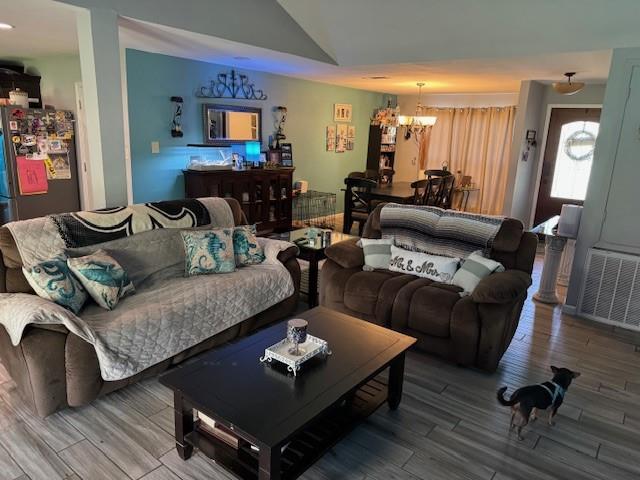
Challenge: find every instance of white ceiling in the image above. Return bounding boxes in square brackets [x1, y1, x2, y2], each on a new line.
[119, 18, 611, 94]
[0, 0, 625, 94]
[0, 0, 78, 59]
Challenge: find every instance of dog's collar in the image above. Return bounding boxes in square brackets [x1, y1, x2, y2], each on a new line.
[540, 381, 565, 403]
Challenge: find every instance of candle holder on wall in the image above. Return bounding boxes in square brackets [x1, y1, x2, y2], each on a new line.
[171, 96, 183, 138]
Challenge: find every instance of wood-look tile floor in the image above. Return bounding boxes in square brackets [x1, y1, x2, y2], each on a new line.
[2, 255, 640, 480]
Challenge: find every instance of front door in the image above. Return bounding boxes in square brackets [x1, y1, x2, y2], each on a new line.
[534, 108, 601, 226]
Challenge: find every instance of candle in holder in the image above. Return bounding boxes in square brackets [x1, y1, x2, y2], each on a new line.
[287, 318, 308, 356]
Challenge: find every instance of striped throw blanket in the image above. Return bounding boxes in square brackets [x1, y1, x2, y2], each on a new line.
[380, 204, 504, 258]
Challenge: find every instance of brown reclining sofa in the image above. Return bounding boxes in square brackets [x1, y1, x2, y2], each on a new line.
[320, 204, 537, 372]
[0, 198, 300, 417]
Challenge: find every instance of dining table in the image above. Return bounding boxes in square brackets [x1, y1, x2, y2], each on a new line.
[367, 181, 415, 204]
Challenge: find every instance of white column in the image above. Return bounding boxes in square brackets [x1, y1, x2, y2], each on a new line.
[533, 235, 567, 304]
[557, 238, 575, 287]
[76, 7, 128, 208]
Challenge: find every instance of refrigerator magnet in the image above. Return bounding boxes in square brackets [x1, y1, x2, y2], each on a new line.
[11, 135, 21, 144]
[50, 154, 71, 180]
[9, 120, 18, 131]
[47, 139, 67, 153]
[37, 138, 48, 154]
[22, 134, 37, 146]
[44, 157, 57, 180]
[16, 156, 48, 195]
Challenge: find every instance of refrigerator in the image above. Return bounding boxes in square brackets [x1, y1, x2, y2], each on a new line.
[0, 107, 80, 224]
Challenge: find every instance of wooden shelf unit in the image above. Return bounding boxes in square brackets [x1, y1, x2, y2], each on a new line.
[366, 124, 397, 179]
[183, 169, 294, 233]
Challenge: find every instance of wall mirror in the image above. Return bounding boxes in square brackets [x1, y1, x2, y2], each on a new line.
[203, 104, 262, 146]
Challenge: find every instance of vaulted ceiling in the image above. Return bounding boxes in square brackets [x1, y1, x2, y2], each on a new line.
[277, 0, 640, 66]
[3, 0, 640, 93]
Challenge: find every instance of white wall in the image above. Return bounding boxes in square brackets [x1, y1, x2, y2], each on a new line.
[55, 0, 333, 64]
[504, 81, 545, 223]
[394, 92, 518, 182]
[566, 47, 640, 309]
[21, 54, 82, 112]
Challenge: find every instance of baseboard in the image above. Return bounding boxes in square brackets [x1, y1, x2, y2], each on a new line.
[562, 304, 577, 316]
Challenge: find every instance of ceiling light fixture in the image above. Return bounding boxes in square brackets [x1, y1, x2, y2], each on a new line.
[398, 82, 437, 140]
[0, 23, 14, 30]
[366, 76, 390, 80]
[552, 72, 585, 95]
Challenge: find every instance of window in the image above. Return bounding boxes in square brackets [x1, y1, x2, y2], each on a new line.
[550, 121, 599, 201]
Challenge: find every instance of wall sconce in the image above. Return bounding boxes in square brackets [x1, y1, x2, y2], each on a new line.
[522, 129, 537, 161]
[272, 105, 287, 149]
[171, 96, 183, 137]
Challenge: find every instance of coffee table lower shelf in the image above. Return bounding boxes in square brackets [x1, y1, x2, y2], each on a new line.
[184, 377, 389, 480]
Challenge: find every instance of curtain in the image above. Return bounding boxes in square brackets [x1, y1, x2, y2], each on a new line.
[422, 106, 515, 215]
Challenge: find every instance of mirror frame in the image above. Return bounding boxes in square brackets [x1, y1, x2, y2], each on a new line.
[202, 103, 262, 146]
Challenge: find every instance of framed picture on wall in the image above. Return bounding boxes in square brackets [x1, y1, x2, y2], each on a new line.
[280, 143, 293, 167]
[267, 149, 282, 166]
[334, 103, 352, 122]
[326, 125, 336, 151]
[336, 124, 348, 153]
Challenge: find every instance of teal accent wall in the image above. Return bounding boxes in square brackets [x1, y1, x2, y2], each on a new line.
[126, 49, 393, 209]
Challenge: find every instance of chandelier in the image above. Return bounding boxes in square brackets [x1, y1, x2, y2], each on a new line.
[398, 82, 437, 140]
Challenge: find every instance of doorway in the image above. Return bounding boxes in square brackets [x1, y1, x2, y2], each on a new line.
[74, 82, 92, 210]
[533, 107, 601, 226]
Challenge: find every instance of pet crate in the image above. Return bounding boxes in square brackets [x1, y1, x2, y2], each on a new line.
[292, 190, 336, 229]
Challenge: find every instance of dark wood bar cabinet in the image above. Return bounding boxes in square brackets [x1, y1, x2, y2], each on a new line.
[183, 168, 294, 233]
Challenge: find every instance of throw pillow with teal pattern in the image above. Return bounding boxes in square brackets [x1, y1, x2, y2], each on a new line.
[23, 257, 88, 314]
[181, 229, 236, 276]
[233, 225, 265, 266]
[67, 250, 135, 310]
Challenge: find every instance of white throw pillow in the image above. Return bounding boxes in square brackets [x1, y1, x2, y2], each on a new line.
[358, 238, 394, 271]
[388, 246, 459, 283]
[451, 251, 505, 293]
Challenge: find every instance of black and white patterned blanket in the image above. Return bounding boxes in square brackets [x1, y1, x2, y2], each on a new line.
[380, 203, 504, 258]
[51, 199, 212, 248]
[6, 197, 234, 268]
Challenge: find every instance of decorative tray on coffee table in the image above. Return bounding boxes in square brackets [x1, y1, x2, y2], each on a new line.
[260, 335, 331, 376]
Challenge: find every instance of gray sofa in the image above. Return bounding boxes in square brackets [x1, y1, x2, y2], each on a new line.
[0, 198, 300, 417]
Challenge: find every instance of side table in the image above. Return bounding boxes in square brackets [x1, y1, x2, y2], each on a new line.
[266, 228, 358, 307]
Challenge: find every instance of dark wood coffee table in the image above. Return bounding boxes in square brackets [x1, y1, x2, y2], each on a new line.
[160, 307, 416, 480]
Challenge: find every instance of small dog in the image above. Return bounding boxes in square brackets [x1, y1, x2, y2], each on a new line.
[497, 366, 580, 440]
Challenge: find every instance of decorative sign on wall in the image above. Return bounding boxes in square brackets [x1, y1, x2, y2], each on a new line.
[326, 125, 336, 151]
[347, 125, 355, 151]
[196, 70, 268, 100]
[336, 124, 348, 153]
[334, 103, 352, 122]
[326, 124, 355, 152]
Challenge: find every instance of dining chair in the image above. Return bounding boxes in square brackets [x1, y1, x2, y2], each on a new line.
[411, 177, 444, 206]
[379, 168, 395, 184]
[343, 177, 377, 234]
[425, 169, 452, 179]
[438, 174, 456, 209]
[348, 170, 379, 181]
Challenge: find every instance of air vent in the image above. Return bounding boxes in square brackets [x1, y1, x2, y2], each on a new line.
[578, 248, 640, 330]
